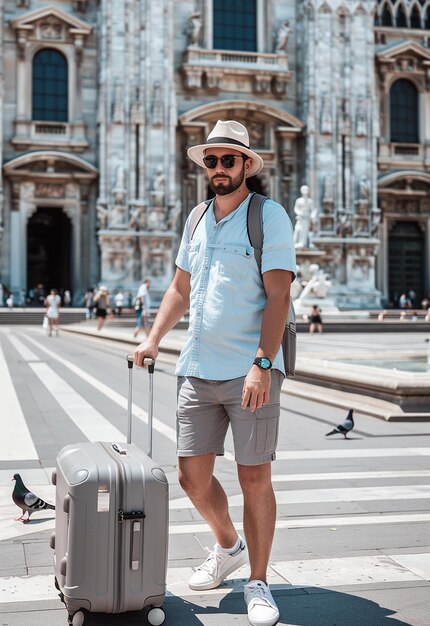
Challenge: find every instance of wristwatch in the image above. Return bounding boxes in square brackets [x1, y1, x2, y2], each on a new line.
[253, 357, 272, 370]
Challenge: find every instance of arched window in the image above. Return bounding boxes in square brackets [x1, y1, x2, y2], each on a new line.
[396, 5, 408, 27]
[381, 2, 393, 26]
[390, 79, 419, 143]
[213, 0, 257, 52]
[32, 49, 68, 122]
[410, 4, 422, 28]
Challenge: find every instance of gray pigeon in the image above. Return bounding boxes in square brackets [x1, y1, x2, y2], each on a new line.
[12, 473, 55, 523]
[325, 409, 354, 439]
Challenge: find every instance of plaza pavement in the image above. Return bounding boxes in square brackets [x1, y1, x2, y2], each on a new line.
[0, 322, 429, 625]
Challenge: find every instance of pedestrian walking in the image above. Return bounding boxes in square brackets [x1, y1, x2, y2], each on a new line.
[93, 286, 109, 331]
[83, 288, 95, 320]
[6, 294, 14, 309]
[44, 288, 61, 337]
[309, 304, 323, 333]
[134, 120, 295, 626]
[133, 278, 151, 338]
[19, 289, 26, 307]
[114, 290, 125, 317]
[63, 290, 72, 306]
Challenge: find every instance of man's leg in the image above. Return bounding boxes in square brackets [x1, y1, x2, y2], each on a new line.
[180, 454, 247, 591]
[178, 454, 237, 548]
[237, 462, 275, 583]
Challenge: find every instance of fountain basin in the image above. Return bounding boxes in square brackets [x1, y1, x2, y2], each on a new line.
[294, 351, 430, 416]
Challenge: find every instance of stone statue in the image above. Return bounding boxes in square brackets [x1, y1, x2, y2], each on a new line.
[167, 200, 182, 231]
[153, 166, 165, 192]
[323, 175, 334, 203]
[356, 96, 367, 136]
[275, 21, 290, 52]
[337, 207, 353, 238]
[113, 165, 126, 206]
[371, 207, 381, 235]
[187, 12, 202, 46]
[297, 264, 332, 301]
[359, 175, 370, 201]
[97, 204, 109, 229]
[293, 185, 317, 249]
[151, 166, 166, 208]
[128, 205, 143, 230]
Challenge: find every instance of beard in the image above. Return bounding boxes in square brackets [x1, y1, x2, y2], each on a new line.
[208, 164, 246, 196]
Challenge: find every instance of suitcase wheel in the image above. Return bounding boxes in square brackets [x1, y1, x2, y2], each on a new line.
[68, 610, 85, 626]
[147, 607, 165, 625]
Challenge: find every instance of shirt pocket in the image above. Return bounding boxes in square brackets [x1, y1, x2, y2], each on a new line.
[218, 244, 255, 280]
[186, 241, 201, 273]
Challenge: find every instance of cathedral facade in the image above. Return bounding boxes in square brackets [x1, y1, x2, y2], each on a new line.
[0, 0, 429, 307]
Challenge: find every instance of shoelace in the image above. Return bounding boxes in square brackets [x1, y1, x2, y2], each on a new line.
[198, 548, 222, 573]
[246, 583, 273, 607]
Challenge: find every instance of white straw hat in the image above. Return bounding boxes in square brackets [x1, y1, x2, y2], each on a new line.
[187, 120, 264, 178]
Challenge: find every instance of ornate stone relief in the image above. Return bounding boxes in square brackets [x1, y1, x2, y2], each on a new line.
[11, 7, 93, 49]
[39, 17, 63, 40]
[35, 183, 65, 198]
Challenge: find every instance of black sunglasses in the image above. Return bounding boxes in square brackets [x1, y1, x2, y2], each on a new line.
[202, 154, 248, 169]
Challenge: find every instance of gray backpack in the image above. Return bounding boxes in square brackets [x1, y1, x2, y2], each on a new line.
[189, 192, 296, 377]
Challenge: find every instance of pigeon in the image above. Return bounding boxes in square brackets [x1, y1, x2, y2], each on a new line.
[12, 473, 55, 523]
[325, 409, 354, 439]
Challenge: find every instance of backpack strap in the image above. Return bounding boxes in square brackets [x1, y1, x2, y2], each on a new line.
[189, 199, 213, 241]
[246, 192, 267, 274]
[247, 191, 296, 345]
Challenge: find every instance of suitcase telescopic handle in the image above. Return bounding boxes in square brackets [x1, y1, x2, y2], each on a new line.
[125, 354, 155, 456]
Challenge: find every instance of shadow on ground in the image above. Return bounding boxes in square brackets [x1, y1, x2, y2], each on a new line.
[61, 585, 413, 626]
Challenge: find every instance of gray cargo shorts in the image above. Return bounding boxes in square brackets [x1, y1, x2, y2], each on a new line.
[176, 370, 284, 466]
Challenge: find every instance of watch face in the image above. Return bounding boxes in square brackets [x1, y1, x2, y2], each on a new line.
[260, 357, 271, 369]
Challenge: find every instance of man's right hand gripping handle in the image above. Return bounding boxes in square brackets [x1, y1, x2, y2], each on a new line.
[133, 339, 159, 368]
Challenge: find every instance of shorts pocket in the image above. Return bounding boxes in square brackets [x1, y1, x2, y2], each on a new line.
[255, 406, 279, 454]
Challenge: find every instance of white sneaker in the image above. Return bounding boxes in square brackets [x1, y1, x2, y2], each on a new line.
[188, 539, 247, 590]
[244, 580, 280, 626]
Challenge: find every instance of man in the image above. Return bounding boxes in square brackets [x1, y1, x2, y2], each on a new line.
[133, 278, 152, 337]
[134, 120, 295, 626]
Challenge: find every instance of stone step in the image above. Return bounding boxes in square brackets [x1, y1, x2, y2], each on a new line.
[0, 309, 86, 325]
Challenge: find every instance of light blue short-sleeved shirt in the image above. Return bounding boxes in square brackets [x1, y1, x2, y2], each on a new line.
[175, 193, 296, 380]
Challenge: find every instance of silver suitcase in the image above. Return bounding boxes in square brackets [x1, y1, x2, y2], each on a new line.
[50, 358, 168, 626]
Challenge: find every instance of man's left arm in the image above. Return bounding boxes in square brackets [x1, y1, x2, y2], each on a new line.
[241, 269, 293, 412]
